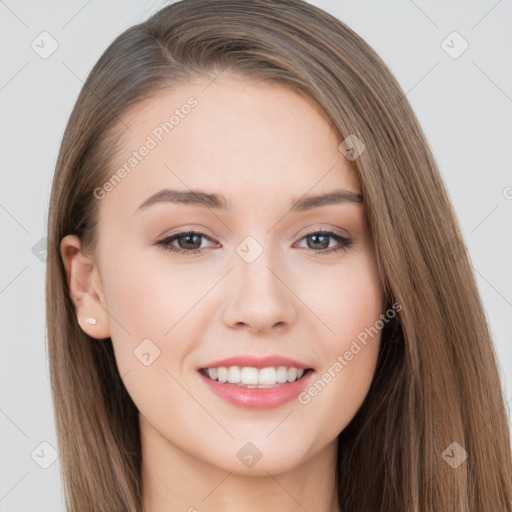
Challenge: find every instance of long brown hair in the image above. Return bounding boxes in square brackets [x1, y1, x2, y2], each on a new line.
[46, 1, 512, 510]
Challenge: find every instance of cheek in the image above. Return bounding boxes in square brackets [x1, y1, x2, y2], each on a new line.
[101, 245, 210, 338]
[331, 254, 383, 375]
[99, 249, 200, 416]
[296, 248, 383, 430]
[98, 246, 191, 375]
[320, 290, 382, 395]
[304, 248, 384, 351]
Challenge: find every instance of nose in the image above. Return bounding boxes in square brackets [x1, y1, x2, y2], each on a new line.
[221, 250, 297, 334]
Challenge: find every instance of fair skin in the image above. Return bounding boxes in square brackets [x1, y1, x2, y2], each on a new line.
[61, 75, 384, 512]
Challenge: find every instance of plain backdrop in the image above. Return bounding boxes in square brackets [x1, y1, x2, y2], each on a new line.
[1, 1, 511, 510]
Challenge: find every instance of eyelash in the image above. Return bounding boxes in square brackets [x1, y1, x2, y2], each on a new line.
[155, 228, 353, 257]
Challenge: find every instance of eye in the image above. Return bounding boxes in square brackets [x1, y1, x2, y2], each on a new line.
[154, 228, 353, 257]
[293, 229, 353, 256]
[155, 230, 217, 257]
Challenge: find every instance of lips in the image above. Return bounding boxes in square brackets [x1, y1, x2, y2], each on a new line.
[197, 355, 314, 410]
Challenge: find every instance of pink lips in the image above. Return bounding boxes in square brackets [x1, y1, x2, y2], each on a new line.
[197, 354, 314, 410]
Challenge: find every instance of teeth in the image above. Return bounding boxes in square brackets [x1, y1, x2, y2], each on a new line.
[259, 367, 277, 385]
[202, 366, 308, 387]
[276, 366, 288, 383]
[227, 366, 241, 383]
[240, 367, 259, 385]
[217, 367, 228, 383]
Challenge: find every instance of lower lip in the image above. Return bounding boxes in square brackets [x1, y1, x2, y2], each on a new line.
[198, 370, 314, 410]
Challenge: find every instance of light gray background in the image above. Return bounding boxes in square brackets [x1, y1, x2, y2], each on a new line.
[1, 1, 511, 510]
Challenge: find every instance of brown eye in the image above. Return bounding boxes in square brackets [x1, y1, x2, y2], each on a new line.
[156, 231, 216, 256]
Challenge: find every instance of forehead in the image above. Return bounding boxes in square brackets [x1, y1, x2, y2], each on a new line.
[99, 75, 362, 216]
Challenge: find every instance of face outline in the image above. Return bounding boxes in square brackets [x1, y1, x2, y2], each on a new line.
[61, 74, 385, 481]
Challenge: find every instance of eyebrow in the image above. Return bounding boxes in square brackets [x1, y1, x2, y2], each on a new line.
[136, 188, 363, 213]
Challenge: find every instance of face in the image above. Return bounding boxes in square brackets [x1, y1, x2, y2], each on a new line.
[62, 75, 385, 476]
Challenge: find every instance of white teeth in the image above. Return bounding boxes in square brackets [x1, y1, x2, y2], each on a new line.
[202, 365, 308, 386]
[276, 366, 288, 383]
[217, 367, 228, 383]
[227, 366, 241, 383]
[287, 367, 297, 382]
[240, 367, 259, 385]
[258, 367, 276, 385]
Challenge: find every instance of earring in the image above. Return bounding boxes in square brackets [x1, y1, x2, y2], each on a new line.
[86, 317, 97, 325]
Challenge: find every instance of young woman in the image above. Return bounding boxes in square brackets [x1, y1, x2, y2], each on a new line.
[46, 0, 512, 510]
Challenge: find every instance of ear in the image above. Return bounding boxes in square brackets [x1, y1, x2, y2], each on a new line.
[60, 234, 111, 340]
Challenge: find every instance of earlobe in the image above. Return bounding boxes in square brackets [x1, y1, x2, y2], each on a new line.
[60, 234, 111, 340]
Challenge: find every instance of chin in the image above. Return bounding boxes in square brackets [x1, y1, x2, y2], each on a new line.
[201, 439, 312, 477]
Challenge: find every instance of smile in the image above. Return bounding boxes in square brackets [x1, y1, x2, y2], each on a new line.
[197, 355, 314, 410]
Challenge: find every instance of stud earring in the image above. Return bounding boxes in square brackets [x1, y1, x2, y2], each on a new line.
[86, 317, 97, 325]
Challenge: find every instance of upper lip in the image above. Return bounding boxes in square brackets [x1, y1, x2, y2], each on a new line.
[198, 355, 312, 370]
